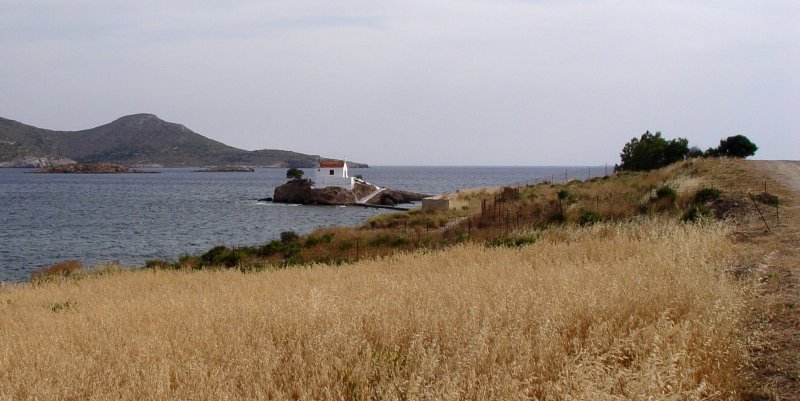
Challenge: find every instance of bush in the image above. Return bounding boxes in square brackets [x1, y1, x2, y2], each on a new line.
[145, 259, 174, 269]
[682, 206, 713, 222]
[199, 246, 248, 267]
[547, 211, 566, 224]
[694, 188, 721, 204]
[752, 192, 779, 206]
[280, 231, 300, 244]
[578, 210, 600, 226]
[489, 235, 538, 248]
[178, 255, 201, 269]
[286, 168, 304, 180]
[655, 186, 677, 203]
[31, 260, 83, 282]
[305, 233, 334, 247]
[368, 234, 409, 248]
[201, 245, 232, 266]
[258, 240, 285, 257]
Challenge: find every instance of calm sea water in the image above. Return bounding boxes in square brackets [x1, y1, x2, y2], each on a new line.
[0, 166, 604, 282]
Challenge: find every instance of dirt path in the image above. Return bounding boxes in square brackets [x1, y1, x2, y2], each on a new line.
[746, 161, 800, 400]
[753, 160, 800, 196]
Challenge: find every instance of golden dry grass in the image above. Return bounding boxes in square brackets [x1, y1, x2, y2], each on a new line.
[0, 218, 752, 400]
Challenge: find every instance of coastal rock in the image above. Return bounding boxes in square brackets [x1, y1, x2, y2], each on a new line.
[195, 165, 255, 172]
[369, 189, 428, 206]
[272, 179, 428, 206]
[36, 163, 149, 174]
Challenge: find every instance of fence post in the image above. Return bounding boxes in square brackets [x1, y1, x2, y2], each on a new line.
[749, 193, 771, 233]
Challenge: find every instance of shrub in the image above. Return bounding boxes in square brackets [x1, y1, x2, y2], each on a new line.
[50, 300, 76, 313]
[655, 186, 677, 203]
[286, 168, 304, 179]
[694, 188, 721, 204]
[178, 255, 201, 269]
[221, 250, 246, 267]
[682, 206, 713, 222]
[31, 260, 83, 282]
[201, 246, 230, 266]
[284, 254, 303, 267]
[369, 234, 409, 247]
[283, 243, 301, 259]
[752, 192, 779, 206]
[145, 259, 173, 269]
[305, 233, 334, 247]
[547, 211, 566, 224]
[258, 241, 285, 257]
[578, 210, 600, 226]
[280, 231, 300, 244]
[489, 235, 538, 248]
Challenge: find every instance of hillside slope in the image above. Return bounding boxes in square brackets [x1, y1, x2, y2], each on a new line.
[0, 114, 366, 168]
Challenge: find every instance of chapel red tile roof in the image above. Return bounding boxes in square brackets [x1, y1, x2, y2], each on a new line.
[319, 161, 345, 168]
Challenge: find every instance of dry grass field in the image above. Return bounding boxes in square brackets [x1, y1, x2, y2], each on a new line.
[1, 218, 753, 400]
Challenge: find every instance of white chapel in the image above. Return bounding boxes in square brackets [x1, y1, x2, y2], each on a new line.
[314, 160, 354, 190]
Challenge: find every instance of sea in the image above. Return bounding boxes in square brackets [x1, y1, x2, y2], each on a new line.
[0, 166, 607, 282]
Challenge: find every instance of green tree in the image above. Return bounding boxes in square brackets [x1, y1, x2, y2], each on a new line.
[619, 131, 689, 171]
[687, 146, 704, 158]
[286, 168, 304, 180]
[717, 134, 757, 158]
[703, 147, 720, 158]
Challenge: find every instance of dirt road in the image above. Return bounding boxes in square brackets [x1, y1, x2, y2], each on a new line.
[753, 160, 800, 195]
[747, 160, 800, 400]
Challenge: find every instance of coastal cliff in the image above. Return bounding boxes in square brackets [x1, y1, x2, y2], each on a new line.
[273, 179, 428, 206]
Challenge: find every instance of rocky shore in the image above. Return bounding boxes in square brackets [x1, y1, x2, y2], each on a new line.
[194, 165, 255, 172]
[272, 179, 428, 206]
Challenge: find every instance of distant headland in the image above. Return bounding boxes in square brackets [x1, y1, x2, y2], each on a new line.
[0, 113, 368, 168]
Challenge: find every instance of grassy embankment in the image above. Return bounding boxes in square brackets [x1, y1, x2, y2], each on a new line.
[0, 158, 787, 400]
[121, 159, 748, 271]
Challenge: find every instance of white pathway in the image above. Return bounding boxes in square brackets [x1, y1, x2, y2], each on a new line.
[357, 186, 386, 204]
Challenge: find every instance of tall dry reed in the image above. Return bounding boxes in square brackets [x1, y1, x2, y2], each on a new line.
[0, 219, 750, 400]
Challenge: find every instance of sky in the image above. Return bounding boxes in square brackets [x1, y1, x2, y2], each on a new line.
[0, 0, 797, 166]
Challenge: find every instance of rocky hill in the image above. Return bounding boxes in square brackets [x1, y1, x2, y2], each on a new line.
[0, 114, 367, 168]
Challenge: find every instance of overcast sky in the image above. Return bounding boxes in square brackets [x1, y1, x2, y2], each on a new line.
[1, 1, 797, 165]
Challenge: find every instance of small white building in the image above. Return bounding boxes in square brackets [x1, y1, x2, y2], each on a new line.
[314, 160, 354, 190]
